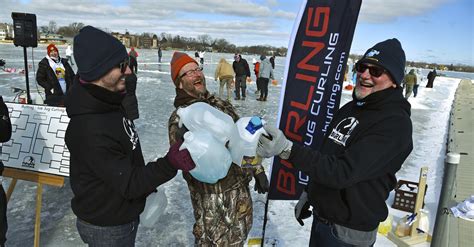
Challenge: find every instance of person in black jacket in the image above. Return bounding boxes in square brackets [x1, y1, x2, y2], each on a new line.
[0, 96, 12, 247]
[65, 26, 196, 246]
[269, 55, 275, 69]
[232, 54, 251, 100]
[36, 44, 75, 106]
[257, 39, 412, 246]
[426, 69, 437, 88]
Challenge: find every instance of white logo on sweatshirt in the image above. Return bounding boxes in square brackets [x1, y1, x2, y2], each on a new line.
[328, 117, 359, 146]
[123, 117, 138, 150]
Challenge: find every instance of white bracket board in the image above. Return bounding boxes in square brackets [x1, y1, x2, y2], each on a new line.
[1, 103, 70, 176]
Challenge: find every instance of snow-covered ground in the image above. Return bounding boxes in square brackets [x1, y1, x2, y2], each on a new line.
[1, 44, 473, 246]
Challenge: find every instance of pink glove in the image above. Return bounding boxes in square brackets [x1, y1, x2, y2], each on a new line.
[166, 140, 196, 172]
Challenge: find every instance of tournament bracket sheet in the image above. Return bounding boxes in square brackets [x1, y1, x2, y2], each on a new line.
[1, 103, 70, 176]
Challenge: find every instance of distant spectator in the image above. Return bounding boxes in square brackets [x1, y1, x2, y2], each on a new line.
[253, 58, 261, 94]
[158, 46, 162, 63]
[269, 55, 275, 69]
[129, 55, 138, 74]
[194, 51, 199, 63]
[129, 47, 138, 58]
[256, 55, 274, 101]
[403, 69, 417, 99]
[426, 69, 437, 88]
[214, 58, 234, 101]
[65, 45, 74, 65]
[198, 51, 205, 67]
[36, 44, 75, 106]
[232, 54, 251, 100]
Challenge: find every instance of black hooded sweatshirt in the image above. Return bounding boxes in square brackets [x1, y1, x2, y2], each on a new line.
[65, 79, 177, 226]
[289, 87, 413, 231]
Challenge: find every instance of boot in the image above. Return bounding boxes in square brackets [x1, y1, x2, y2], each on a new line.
[263, 96, 267, 101]
[256, 96, 263, 101]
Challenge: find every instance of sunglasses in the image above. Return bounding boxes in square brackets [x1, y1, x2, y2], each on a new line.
[117, 57, 130, 73]
[179, 67, 203, 79]
[355, 63, 385, 77]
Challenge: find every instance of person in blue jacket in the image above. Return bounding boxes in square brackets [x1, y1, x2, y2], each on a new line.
[257, 38, 413, 246]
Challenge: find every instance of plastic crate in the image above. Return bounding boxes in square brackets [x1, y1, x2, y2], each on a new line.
[392, 180, 427, 213]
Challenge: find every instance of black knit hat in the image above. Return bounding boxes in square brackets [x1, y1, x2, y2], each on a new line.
[358, 38, 406, 85]
[73, 26, 128, 82]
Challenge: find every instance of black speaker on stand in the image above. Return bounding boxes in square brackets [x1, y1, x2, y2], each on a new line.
[12, 12, 38, 104]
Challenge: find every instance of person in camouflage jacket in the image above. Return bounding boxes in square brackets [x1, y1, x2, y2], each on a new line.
[168, 52, 269, 246]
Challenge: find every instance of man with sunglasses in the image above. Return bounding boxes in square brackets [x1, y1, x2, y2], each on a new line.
[65, 26, 196, 246]
[168, 51, 269, 246]
[257, 38, 413, 246]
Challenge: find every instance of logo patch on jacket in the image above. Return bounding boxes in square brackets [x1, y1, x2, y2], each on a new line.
[123, 118, 138, 150]
[328, 117, 359, 146]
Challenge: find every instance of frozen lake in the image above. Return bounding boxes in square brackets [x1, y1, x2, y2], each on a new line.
[0, 43, 471, 246]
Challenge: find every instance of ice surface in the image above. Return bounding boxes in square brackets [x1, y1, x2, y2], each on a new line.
[1, 44, 472, 246]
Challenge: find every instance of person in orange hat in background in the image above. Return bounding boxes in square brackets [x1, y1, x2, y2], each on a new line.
[168, 51, 269, 246]
[36, 43, 75, 106]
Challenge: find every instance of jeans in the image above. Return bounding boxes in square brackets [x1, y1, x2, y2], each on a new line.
[309, 217, 375, 247]
[76, 217, 139, 247]
[234, 75, 247, 99]
[259, 77, 269, 99]
[413, 84, 419, 97]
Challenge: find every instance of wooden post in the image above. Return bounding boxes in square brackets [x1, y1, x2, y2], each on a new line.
[34, 183, 43, 247]
[387, 167, 430, 246]
[2, 167, 65, 247]
[5, 178, 17, 202]
[410, 167, 428, 236]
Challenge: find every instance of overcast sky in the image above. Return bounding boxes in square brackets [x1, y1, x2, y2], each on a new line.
[1, 0, 472, 65]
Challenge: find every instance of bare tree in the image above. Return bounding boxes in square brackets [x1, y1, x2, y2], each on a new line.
[57, 22, 85, 37]
[197, 34, 211, 47]
[48, 21, 57, 33]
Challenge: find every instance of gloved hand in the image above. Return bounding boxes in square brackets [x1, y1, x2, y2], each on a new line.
[257, 125, 293, 159]
[295, 191, 312, 226]
[166, 140, 196, 172]
[125, 73, 137, 93]
[254, 172, 269, 194]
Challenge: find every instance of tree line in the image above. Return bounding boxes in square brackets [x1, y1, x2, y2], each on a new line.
[41, 21, 472, 71]
[42, 21, 288, 56]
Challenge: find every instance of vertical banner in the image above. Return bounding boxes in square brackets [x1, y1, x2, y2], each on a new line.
[268, 0, 362, 200]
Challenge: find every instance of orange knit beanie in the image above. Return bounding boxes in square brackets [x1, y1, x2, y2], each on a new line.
[170, 52, 198, 87]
